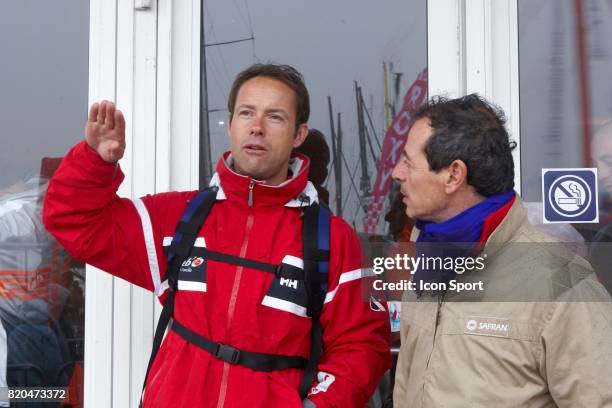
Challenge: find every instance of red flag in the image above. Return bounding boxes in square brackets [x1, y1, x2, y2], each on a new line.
[363, 68, 428, 233]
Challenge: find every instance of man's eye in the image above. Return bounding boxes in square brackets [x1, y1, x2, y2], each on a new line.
[269, 114, 283, 121]
[239, 110, 252, 117]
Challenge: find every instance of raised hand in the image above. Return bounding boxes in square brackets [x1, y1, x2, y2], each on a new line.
[85, 100, 126, 163]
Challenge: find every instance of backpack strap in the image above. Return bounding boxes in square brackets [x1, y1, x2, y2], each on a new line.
[299, 202, 331, 399]
[170, 319, 308, 371]
[139, 187, 218, 406]
[139, 188, 330, 404]
[187, 247, 305, 280]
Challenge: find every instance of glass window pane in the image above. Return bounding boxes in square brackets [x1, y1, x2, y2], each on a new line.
[202, 3, 427, 401]
[0, 1, 88, 404]
[202, 0, 427, 235]
[519, 0, 612, 294]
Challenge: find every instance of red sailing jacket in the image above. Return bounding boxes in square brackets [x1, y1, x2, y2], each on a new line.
[42, 141, 391, 407]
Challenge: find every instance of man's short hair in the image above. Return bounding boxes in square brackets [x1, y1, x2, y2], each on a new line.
[227, 63, 310, 129]
[415, 94, 517, 196]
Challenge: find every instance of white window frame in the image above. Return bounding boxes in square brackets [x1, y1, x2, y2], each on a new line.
[86, 1, 200, 406]
[427, 0, 521, 193]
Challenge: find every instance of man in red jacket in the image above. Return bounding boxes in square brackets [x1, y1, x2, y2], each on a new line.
[43, 63, 391, 407]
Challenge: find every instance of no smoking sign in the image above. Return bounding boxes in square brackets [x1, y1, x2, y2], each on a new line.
[542, 168, 599, 223]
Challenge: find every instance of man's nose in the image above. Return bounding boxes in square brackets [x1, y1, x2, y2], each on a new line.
[391, 163, 402, 181]
[250, 115, 264, 136]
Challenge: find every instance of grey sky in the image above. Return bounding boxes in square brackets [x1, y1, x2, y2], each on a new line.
[0, 0, 89, 186]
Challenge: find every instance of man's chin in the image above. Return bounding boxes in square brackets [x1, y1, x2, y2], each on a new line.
[405, 208, 418, 220]
[236, 168, 265, 181]
[233, 159, 263, 178]
[403, 203, 417, 218]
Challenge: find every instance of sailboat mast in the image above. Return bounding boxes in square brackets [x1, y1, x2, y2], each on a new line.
[327, 96, 343, 217]
[383, 62, 391, 131]
[355, 81, 371, 211]
[199, 0, 213, 189]
[337, 111, 343, 217]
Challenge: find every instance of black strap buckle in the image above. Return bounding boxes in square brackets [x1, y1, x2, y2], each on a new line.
[215, 343, 240, 364]
[274, 264, 283, 279]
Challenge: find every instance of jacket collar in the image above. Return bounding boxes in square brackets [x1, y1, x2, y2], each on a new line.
[209, 151, 318, 208]
[482, 194, 528, 256]
[410, 192, 527, 252]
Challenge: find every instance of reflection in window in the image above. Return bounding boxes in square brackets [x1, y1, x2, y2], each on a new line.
[202, 0, 427, 235]
[202, 2, 427, 402]
[0, 0, 88, 405]
[519, 0, 612, 293]
[519, 0, 612, 203]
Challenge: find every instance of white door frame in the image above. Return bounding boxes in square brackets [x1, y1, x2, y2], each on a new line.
[85, 1, 521, 406]
[427, 0, 521, 193]
[85, 1, 200, 406]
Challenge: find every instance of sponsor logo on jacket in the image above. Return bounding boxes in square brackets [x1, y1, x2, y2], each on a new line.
[180, 256, 205, 273]
[310, 371, 336, 395]
[464, 316, 510, 338]
[280, 277, 298, 289]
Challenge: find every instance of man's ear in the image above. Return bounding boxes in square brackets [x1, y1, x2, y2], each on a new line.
[444, 159, 468, 194]
[293, 123, 309, 148]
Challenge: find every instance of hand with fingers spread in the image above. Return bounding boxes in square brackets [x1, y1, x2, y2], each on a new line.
[86, 100, 126, 163]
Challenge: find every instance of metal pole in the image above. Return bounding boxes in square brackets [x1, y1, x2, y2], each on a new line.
[199, 0, 213, 189]
[383, 62, 390, 130]
[336, 111, 343, 217]
[573, 0, 593, 167]
[327, 96, 342, 217]
[355, 82, 370, 209]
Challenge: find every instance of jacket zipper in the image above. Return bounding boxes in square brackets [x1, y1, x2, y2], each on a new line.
[434, 292, 444, 334]
[424, 293, 444, 369]
[216, 180, 256, 408]
[248, 179, 255, 207]
[422, 292, 445, 403]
